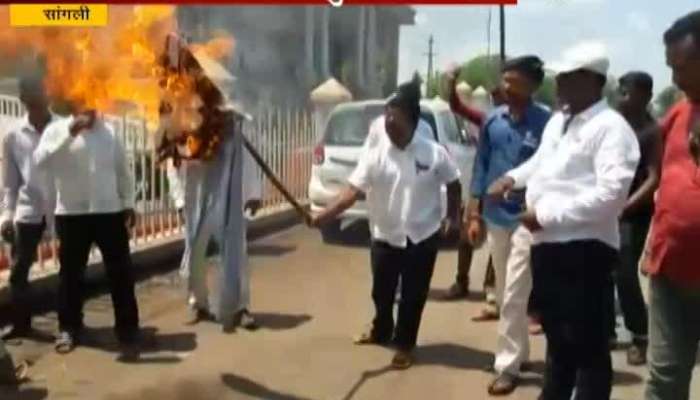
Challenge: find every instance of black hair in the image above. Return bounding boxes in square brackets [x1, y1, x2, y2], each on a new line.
[502, 55, 545, 85]
[18, 74, 45, 95]
[664, 10, 700, 49]
[619, 71, 653, 95]
[387, 76, 421, 126]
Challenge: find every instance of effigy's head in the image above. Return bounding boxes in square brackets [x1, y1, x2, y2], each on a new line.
[155, 33, 234, 163]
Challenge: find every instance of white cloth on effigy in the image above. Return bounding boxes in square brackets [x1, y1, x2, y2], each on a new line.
[167, 127, 261, 325]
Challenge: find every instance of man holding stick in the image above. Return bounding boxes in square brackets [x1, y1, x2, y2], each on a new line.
[309, 79, 462, 369]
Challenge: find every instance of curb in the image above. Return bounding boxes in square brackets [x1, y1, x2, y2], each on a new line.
[0, 207, 304, 327]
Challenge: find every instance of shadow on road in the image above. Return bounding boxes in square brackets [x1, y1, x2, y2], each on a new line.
[0, 387, 48, 400]
[77, 326, 196, 364]
[254, 312, 313, 331]
[340, 365, 394, 400]
[221, 372, 315, 400]
[415, 343, 493, 371]
[613, 369, 644, 387]
[427, 288, 488, 303]
[249, 244, 298, 257]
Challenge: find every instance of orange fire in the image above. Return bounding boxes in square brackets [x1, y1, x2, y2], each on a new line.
[0, 5, 235, 131]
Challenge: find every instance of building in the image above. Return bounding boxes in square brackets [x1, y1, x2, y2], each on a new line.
[176, 6, 415, 110]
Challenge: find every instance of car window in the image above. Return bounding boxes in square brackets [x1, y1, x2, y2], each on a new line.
[324, 105, 385, 146]
[440, 111, 463, 144]
[419, 111, 438, 141]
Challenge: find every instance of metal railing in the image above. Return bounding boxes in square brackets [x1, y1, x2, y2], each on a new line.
[0, 95, 316, 285]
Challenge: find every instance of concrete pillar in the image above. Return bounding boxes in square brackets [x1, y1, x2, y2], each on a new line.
[310, 78, 352, 142]
[305, 6, 316, 84]
[321, 8, 331, 78]
[366, 6, 378, 96]
[356, 7, 366, 86]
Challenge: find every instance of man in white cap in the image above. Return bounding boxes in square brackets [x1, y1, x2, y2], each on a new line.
[488, 48, 639, 399]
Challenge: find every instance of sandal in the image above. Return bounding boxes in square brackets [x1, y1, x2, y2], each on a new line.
[391, 350, 413, 370]
[54, 331, 77, 354]
[472, 307, 500, 322]
[353, 329, 389, 346]
[487, 373, 518, 396]
[14, 361, 29, 382]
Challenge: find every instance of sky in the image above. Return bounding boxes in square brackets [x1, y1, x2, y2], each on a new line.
[398, 0, 700, 95]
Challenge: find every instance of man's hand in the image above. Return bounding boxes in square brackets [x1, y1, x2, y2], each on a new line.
[69, 111, 96, 137]
[307, 214, 323, 229]
[440, 217, 460, 239]
[487, 176, 516, 201]
[519, 209, 542, 232]
[124, 208, 137, 229]
[244, 199, 262, 217]
[1, 220, 14, 243]
[445, 63, 460, 83]
[465, 218, 485, 247]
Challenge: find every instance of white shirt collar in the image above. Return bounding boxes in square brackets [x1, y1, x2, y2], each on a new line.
[565, 99, 608, 123]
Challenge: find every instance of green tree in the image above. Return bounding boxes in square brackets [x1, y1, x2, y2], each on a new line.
[655, 85, 683, 117]
[457, 54, 503, 92]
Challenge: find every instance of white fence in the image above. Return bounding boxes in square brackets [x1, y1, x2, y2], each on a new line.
[0, 94, 316, 284]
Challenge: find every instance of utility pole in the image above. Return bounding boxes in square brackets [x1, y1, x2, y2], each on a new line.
[499, 5, 506, 66]
[425, 35, 436, 92]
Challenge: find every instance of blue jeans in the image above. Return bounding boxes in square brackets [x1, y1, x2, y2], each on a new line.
[646, 275, 700, 400]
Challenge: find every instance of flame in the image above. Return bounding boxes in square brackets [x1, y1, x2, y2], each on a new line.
[0, 5, 235, 131]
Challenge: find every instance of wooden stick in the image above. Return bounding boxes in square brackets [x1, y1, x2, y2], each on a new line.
[241, 135, 312, 224]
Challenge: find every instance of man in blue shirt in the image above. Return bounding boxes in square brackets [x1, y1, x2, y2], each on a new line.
[463, 55, 551, 395]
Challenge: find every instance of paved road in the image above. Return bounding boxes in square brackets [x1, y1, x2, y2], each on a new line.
[2, 225, 696, 400]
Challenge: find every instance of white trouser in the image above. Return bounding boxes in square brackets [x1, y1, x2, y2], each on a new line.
[494, 226, 533, 376]
[487, 224, 516, 309]
[186, 211, 250, 322]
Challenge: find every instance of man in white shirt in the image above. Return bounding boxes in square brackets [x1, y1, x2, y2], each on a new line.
[0, 76, 57, 340]
[489, 52, 639, 400]
[309, 79, 462, 369]
[33, 106, 140, 354]
[165, 124, 263, 331]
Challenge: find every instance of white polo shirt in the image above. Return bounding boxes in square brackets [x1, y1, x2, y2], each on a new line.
[348, 127, 460, 248]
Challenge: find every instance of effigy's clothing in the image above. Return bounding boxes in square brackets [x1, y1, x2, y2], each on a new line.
[169, 128, 261, 323]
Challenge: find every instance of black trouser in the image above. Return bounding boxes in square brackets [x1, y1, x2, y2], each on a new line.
[608, 218, 650, 342]
[371, 233, 439, 351]
[9, 220, 45, 330]
[55, 212, 139, 341]
[531, 240, 616, 400]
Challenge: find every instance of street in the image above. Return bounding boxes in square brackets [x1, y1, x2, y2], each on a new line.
[1, 225, 689, 400]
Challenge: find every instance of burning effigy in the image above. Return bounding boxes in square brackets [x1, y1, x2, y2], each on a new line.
[0, 5, 307, 329]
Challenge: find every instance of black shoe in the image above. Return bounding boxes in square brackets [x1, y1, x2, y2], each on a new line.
[627, 341, 647, 366]
[2, 326, 31, 344]
[441, 282, 469, 301]
[238, 310, 259, 331]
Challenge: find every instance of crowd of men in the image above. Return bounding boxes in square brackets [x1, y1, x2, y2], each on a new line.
[0, 69, 262, 383]
[0, 7, 699, 400]
[312, 9, 700, 400]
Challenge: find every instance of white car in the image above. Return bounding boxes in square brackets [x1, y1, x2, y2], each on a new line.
[308, 98, 476, 242]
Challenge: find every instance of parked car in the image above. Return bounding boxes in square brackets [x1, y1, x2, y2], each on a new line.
[308, 98, 476, 242]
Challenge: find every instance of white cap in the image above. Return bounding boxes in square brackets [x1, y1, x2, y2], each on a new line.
[549, 41, 610, 77]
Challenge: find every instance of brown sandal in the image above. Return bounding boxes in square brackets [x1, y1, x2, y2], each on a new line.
[391, 351, 413, 370]
[353, 330, 388, 345]
[472, 308, 500, 322]
[487, 374, 518, 396]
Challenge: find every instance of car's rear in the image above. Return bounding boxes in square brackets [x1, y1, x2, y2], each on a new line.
[308, 101, 385, 231]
